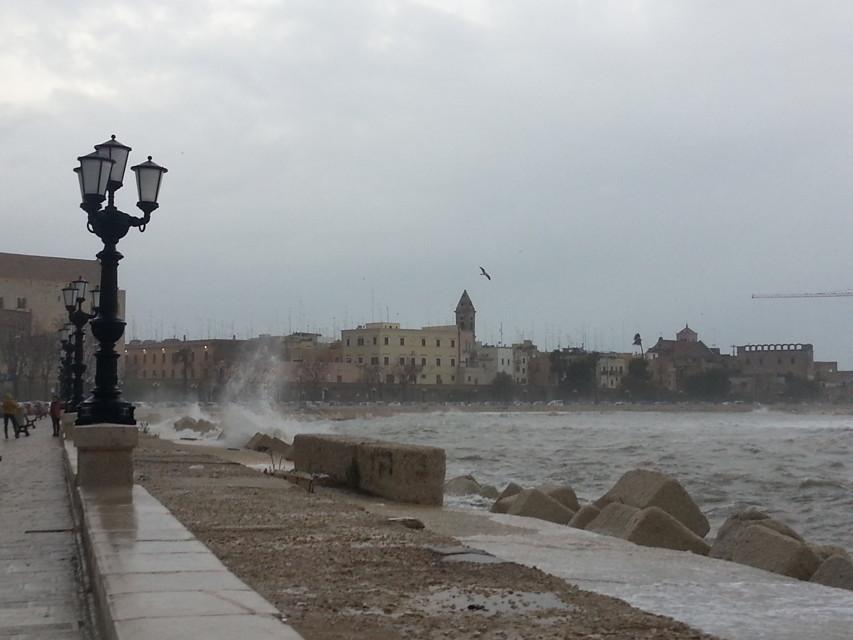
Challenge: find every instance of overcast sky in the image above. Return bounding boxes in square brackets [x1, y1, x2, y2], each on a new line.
[3, 1, 853, 364]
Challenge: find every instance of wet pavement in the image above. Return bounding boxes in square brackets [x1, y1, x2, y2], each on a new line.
[0, 419, 89, 639]
[363, 501, 853, 640]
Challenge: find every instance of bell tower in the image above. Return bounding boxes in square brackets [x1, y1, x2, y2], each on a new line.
[455, 290, 475, 338]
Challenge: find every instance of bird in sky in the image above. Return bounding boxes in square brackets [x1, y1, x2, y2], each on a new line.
[479, 266, 491, 281]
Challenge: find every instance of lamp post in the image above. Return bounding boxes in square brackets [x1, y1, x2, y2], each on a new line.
[60, 325, 74, 405]
[74, 135, 167, 425]
[63, 279, 100, 412]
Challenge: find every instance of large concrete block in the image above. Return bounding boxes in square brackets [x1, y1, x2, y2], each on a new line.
[810, 555, 853, 591]
[729, 525, 821, 580]
[586, 503, 640, 538]
[444, 475, 484, 496]
[568, 504, 601, 530]
[506, 489, 575, 525]
[624, 506, 710, 555]
[490, 495, 517, 514]
[292, 434, 445, 505]
[536, 483, 580, 512]
[597, 469, 709, 537]
[711, 509, 803, 561]
[75, 424, 139, 489]
[495, 482, 523, 502]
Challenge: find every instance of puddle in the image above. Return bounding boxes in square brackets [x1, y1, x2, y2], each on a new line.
[413, 587, 572, 617]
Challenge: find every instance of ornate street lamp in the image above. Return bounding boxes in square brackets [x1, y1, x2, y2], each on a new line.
[73, 135, 167, 425]
[63, 278, 98, 412]
[60, 324, 75, 406]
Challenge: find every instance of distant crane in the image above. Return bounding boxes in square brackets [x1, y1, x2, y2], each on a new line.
[751, 291, 853, 299]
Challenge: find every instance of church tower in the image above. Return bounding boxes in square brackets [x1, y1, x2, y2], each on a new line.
[455, 290, 475, 338]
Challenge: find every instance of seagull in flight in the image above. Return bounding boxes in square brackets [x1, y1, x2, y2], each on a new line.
[479, 266, 491, 281]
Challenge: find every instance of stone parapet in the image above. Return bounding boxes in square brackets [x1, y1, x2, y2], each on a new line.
[75, 424, 139, 489]
[293, 434, 446, 505]
[61, 411, 77, 440]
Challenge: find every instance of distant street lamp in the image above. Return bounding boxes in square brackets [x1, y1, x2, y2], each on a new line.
[62, 278, 100, 412]
[73, 135, 167, 425]
[59, 325, 74, 405]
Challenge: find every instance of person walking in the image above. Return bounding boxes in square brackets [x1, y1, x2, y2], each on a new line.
[49, 396, 63, 438]
[3, 393, 19, 439]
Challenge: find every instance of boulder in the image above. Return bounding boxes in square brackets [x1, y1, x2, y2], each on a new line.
[624, 507, 710, 555]
[479, 484, 500, 500]
[809, 544, 851, 564]
[246, 433, 293, 460]
[711, 510, 803, 561]
[444, 475, 484, 496]
[536, 483, 580, 512]
[506, 489, 575, 525]
[729, 525, 821, 580]
[496, 482, 523, 502]
[490, 495, 517, 514]
[586, 503, 640, 538]
[596, 470, 709, 537]
[810, 555, 853, 591]
[568, 504, 601, 530]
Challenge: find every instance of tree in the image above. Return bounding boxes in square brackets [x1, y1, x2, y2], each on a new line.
[683, 368, 731, 401]
[392, 355, 423, 401]
[621, 357, 655, 400]
[297, 359, 330, 401]
[491, 371, 514, 401]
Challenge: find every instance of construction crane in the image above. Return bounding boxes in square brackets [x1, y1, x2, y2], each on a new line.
[752, 291, 853, 299]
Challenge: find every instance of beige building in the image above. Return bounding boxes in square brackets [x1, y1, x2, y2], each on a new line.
[340, 291, 476, 386]
[735, 343, 815, 380]
[598, 352, 632, 389]
[0, 252, 110, 335]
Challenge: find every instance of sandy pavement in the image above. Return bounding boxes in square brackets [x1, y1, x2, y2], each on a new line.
[134, 436, 717, 640]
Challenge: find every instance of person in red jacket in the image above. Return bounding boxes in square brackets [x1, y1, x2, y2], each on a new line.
[49, 396, 63, 438]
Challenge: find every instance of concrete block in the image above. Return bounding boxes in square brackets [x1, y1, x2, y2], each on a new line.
[506, 489, 575, 525]
[445, 475, 484, 496]
[490, 495, 517, 514]
[496, 482, 523, 502]
[568, 504, 601, 530]
[597, 469, 709, 537]
[711, 509, 803, 561]
[729, 525, 821, 580]
[292, 434, 445, 505]
[536, 483, 580, 512]
[624, 507, 710, 555]
[586, 503, 640, 538]
[75, 424, 139, 489]
[810, 555, 853, 591]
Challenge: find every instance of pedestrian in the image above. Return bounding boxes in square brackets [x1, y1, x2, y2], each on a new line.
[49, 396, 63, 437]
[3, 393, 20, 439]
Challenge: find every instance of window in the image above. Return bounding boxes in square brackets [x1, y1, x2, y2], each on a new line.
[421, 338, 426, 347]
[451, 339, 455, 348]
[436, 339, 441, 347]
[436, 375, 442, 384]
[358, 356, 364, 364]
[450, 358, 455, 367]
[386, 374, 394, 384]
[357, 337, 364, 346]
[0, 297, 3, 309]
[400, 337, 405, 346]
[383, 356, 389, 365]
[161, 353, 166, 363]
[337, 375, 342, 383]
[790, 357, 795, 365]
[133, 355, 138, 364]
[371, 356, 379, 365]
[436, 358, 441, 366]
[143, 354, 147, 363]
[204, 351, 209, 361]
[421, 358, 427, 366]
[399, 357, 405, 365]
[16, 297, 26, 309]
[384, 336, 389, 345]
[410, 357, 416, 365]
[346, 338, 351, 347]
[372, 336, 377, 345]
[451, 376, 455, 382]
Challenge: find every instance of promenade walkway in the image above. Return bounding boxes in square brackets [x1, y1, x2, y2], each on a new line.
[0, 420, 90, 639]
